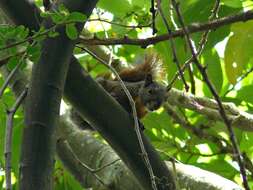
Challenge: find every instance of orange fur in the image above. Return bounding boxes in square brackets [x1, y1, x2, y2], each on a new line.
[134, 97, 148, 118]
[97, 52, 164, 121]
[119, 53, 162, 82]
[118, 52, 163, 119]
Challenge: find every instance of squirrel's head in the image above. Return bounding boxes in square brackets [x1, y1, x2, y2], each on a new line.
[139, 74, 167, 111]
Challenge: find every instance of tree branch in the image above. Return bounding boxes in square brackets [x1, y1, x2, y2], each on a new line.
[79, 10, 253, 46]
[4, 87, 27, 190]
[167, 88, 253, 131]
[57, 114, 243, 190]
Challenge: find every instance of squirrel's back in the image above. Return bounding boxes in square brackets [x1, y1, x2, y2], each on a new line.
[97, 52, 167, 119]
[119, 53, 163, 82]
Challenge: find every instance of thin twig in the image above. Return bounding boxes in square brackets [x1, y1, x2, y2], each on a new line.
[223, 66, 253, 97]
[92, 159, 121, 173]
[150, 0, 157, 34]
[0, 53, 27, 98]
[80, 47, 158, 190]
[95, 9, 114, 68]
[171, 1, 250, 189]
[198, 0, 221, 53]
[61, 140, 108, 187]
[87, 18, 152, 29]
[180, 148, 227, 157]
[43, 0, 51, 11]
[187, 65, 195, 94]
[156, 0, 189, 92]
[4, 87, 28, 190]
[168, 3, 178, 29]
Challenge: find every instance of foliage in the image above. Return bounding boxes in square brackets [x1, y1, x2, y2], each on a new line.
[0, 0, 253, 189]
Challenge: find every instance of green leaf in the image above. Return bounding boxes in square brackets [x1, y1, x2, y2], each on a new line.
[201, 49, 223, 94]
[131, 0, 150, 10]
[221, 0, 243, 8]
[143, 110, 188, 141]
[224, 20, 253, 84]
[40, 12, 51, 18]
[58, 4, 69, 16]
[237, 85, 253, 104]
[240, 132, 253, 153]
[15, 25, 29, 39]
[97, 0, 131, 16]
[27, 44, 41, 63]
[7, 56, 19, 70]
[48, 30, 59, 38]
[65, 23, 78, 40]
[195, 159, 237, 179]
[51, 13, 66, 24]
[67, 12, 87, 22]
[183, 0, 213, 24]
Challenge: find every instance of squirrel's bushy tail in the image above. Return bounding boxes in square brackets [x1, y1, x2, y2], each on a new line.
[119, 52, 163, 82]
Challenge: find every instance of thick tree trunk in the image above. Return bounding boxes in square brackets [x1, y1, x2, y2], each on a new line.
[0, 1, 98, 189]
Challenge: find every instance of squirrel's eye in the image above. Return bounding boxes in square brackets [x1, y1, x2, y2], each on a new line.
[148, 89, 153, 94]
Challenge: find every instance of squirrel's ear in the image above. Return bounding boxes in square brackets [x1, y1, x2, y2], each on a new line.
[144, 74, 153, 87]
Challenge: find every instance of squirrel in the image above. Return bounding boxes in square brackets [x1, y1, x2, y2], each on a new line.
[96, 53, 167, 119]
[70, 53, 167, 130]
